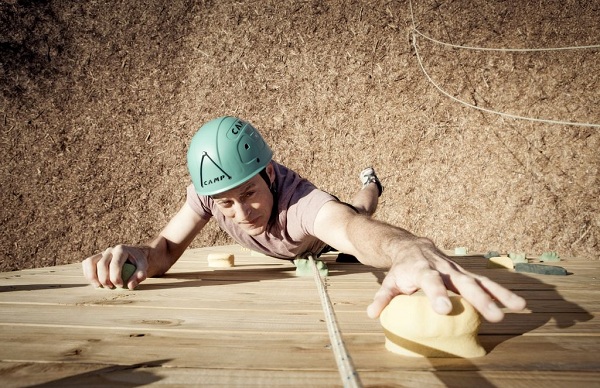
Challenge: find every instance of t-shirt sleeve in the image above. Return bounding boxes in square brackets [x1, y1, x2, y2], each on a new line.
[186, 183, 214, 220]
[288, 184, 337, 237]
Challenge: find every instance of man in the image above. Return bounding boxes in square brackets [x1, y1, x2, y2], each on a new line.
[83, 116, 526, 322]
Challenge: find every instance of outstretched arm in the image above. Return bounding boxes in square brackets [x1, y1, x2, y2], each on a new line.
[313, 201, 526, 322]
[82, 202, 208, 289]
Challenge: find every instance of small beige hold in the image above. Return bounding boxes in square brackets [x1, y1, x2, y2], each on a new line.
[487, 256, 514, 269]
[207, 253, 235, 267]
[380, 294, 486, 358]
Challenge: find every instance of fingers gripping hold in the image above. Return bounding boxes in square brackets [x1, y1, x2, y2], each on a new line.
[417, 270, 452, 315]
[95, 247, 118, 289]
[367, 272, 420, 319]
[83, 245, 139, 290]
[82, 252, 103, 288]
[367, 256, 526, 323]
[109, 245, 130, 288]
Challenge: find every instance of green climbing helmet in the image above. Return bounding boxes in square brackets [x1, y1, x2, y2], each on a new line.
[187, 116, 273, 196]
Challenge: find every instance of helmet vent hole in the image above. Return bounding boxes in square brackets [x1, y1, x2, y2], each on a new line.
[256, 158, 260, 163]
[244, 143, 250, 150]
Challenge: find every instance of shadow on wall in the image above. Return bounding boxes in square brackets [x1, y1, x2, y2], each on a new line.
[0, 0, 68, 100]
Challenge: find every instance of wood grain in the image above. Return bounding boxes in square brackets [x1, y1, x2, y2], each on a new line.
[0, 245, 598, 387]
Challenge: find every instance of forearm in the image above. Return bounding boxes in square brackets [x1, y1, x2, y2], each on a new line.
[314, 201, 432, 268]
[145, 202, 209, 277]
[144, 235, 181, 277]
[345, 215, 425, 268]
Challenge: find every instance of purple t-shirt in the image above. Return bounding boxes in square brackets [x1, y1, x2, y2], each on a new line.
[186, 161, 337, 259]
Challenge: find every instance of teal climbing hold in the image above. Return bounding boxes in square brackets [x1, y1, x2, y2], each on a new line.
[539, 251, 560, 262]
[515, 263, 567, 276]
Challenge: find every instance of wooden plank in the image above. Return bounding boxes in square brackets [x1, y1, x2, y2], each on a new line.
[359, 370, 600, 388]
[1, 245, 599, 387]
[0, 325, 337, 370]
[331, 311, 600, 335]
[0, 298, 330, 334]
[4, 363, 599, 388]
[0, 280, 326, 312]
[0, 362, 342, 387]
[341, 334, 600, 371]
[8, 300, 592, 339]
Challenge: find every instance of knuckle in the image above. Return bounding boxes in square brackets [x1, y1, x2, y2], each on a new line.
[422, 269, 443, 282]
[112, 244, 125, 255]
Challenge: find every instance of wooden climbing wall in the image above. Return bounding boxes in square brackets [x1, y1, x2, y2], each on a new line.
[0, 245, 599, 386]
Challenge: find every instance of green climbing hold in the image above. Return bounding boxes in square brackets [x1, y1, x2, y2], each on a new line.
[121, 262, 137, 286]
[293, 258, 328, 277]
[539, 251, 560, 262]
[515, 263, 567, 276]
[509, 252, 527, 263]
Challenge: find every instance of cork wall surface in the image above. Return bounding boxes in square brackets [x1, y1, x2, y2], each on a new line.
[1, 0, 598, 271]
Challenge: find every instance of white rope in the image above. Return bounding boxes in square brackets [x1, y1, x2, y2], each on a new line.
[408, 0, 600, 128]
[411, 34, 600, 128]
[412, 28, 600, 52]
[408, 0, 600, 52]
[308, 254, 363, 388]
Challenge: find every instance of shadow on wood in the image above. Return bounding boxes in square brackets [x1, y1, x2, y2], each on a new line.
[25, 359, 172, 387]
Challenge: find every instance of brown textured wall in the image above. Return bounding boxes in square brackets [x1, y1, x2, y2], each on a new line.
[1, 0, 598, 271]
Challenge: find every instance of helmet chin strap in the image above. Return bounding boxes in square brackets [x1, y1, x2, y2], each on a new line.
[258, 168, 278, 226]
[258, 168, 276, 193]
